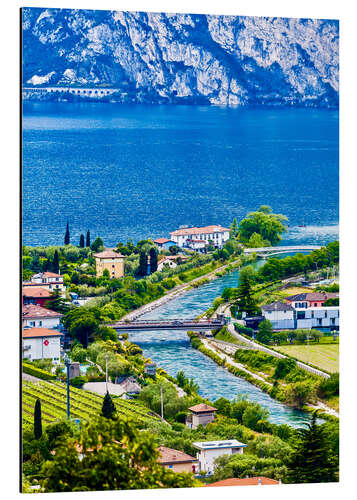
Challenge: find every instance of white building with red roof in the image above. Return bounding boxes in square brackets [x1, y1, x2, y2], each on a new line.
[22, 328, 63, 363]
[170, 225, 230, 250]
[24, 271, 66, 293]
[22, 304, 63, 329]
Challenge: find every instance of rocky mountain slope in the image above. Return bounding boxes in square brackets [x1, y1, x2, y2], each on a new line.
[22, 8, 339, 106]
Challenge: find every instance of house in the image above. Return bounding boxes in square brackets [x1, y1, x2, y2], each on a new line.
[186, 403, 217, 429]
[286, 292, 339, 309]
[157, 255, 188, 271]
[22, 328, 63, 363]
[157, 446, 198, 474]
[295, 306, 339, 330]
[94, 249, 125, 279]
[192, 440, 247, 475]
[170, 225, 230, 250]
[206, 477, 280, 487]
[22, 287, 54, 307]
[144, 362, 157, 376]
[26, 272, 66, 292]
[153, 238, 176, 250]
[185, 239, 207, 253]
[22, 304, 63, 329]
[261, 302, 295, 330]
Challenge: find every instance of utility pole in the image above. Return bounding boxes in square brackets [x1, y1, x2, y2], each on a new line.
[160, 385, 164, 420]
[64, 354, 70, 419]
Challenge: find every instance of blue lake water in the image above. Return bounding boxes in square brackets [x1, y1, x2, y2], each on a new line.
[22, 103, 339, 247]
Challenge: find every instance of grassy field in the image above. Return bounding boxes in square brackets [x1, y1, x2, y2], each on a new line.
[276, 344, 339, 373]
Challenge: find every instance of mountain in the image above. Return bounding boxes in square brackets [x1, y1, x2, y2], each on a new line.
[22, 8, 339, 107]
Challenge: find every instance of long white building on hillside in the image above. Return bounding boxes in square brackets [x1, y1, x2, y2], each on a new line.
[170, 225, 230, 250]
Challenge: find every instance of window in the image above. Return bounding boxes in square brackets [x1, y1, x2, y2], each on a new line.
[314, 303, 318, 307]
[325, 311, 327, 318]
[30, 321, 35, 326]
[297, 311, 305, 319]
[38, 321, 42, 326]
[318, 318, 322, 325]
[311, 311, 314, 318]
[331, 318, 335, 325]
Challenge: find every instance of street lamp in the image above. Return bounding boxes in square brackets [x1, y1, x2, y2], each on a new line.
[63, 353, 70, 419]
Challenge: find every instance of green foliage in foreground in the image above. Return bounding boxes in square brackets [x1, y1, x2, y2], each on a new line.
[40, 417, 198, 492]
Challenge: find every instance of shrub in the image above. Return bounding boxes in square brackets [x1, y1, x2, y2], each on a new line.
[70, 376, 87, 388]
[273, 358, 297, 380]
[318, 373, 339, 398]
[22, 362, 56, 381]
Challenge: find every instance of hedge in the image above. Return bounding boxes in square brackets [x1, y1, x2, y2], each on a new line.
[23, 362, 56, 381]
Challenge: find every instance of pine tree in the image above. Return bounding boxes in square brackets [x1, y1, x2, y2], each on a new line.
[79, 234, 85, 248]
[230, 218, 238, 239]
[287, 412, 338, 483]
[86, 230, 90, 247]
[235, 266, 257, 316]
[138, 251, 147, 277]
[34, 398, 42, 439]
[64, 222, 70, 245]
[149, 247, 158, 274]
[101, 391, 116, 419]
[52, 249, 59, 274]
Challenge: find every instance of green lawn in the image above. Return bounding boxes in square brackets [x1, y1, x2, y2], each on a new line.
[276, 344, 339, 373]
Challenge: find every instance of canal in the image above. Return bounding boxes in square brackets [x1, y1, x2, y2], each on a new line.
[129, 268, 318, 428]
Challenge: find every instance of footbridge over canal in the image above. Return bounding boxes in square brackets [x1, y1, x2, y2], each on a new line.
[244, 245, 321, 258]
[108, 317, 227, 332]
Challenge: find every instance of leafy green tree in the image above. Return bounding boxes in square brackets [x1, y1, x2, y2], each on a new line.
[287, 412, 338, 483]
[238, 206, 288, 246]
[71, 344, 87, 363]
[242, 403, 269, 430]
[44, 290, 71, 314]
[62, 308, 100, 347]
[138, 251, 147, 277]
[64, 222, 70, 246]
[285, 381, 317, 408]
[311, 330, 323, 342]
[40, 417, 197, 492]
[86, 230, 91, 247]
[318, 373, 339, 398]
[102, 268, 110, 279]
[34, 399, 42, 440]
[79, 234, 85, 248]
[91, 237, 104, 253]
[149, 247, 158, 273]
[256, 319, 273, 344]
[273, 357, 297, 380]
[169, 246, 179, 255]
[247, 232, 267, 248]
[101, 391, 116, 419]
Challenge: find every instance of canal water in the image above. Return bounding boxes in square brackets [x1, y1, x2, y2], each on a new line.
[130, 268, 318, 428]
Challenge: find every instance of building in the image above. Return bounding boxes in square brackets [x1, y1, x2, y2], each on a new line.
[22, 287, 54, 307]
[186, 403, 217, 429]
[295, 306, 339, 330]
[170, 225, 230, 250]
[185, 239, 207, 252]
[144, 362, 157, 376]
[94, 249, 125, 279]
[22, 304, 63, 329]
[157, 255, 188, 272]
[22, 328, 63, 363]
[153, 238, 176, 249]
[25, 272, 66, 293]
[207, 477, 280, 487]
[286, 292, 339, 308]
[261, 302, 295, 330]
[157, 446, 198, 473]
[192, 440, 247, 475]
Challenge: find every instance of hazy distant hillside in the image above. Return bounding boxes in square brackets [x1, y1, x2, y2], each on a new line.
[22, 8, 339, 107]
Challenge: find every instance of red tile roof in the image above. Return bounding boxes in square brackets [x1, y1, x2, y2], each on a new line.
[157, 446, 197, 464]
[188, 403, 217, 413]
[22, 328, 63, 338]
[207, 477, 280, 487]
[94, 249, 125, 259]
[170, 225, 229, 236]
[22, 304, 63, 319]
[154, 238, 174, 244]
[22, 287, 52, 298]
[286, 292, 339, 302]
[32, 272, 62, 278]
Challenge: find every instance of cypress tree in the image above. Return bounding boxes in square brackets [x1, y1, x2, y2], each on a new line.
[138, 251, 147, 277]
[34, 398, 42, 439]
[86, 230, 90, 247]
[101, 391, 116, 419]
[287, 412, 338, 483]
[236, 267, 257, 316]
[52, 249, 59, 274]
[149, 247, 158, 274]
[79, 234, 85, 248]
[64, 222, 70, 246]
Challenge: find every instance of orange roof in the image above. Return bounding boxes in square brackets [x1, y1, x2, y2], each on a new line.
[157, 446, 197, 464]
[22, 304, 63, 319]
[32, 272, 62, 278]
[170, 225, 229, 236]
[94, 249, 125, 259]
[22, 287, 52, 298]
[207, 477, 280, 487]
[188, 403, 217, 413]
[154, 238, 174, 244]
[22, 328, 63, 338]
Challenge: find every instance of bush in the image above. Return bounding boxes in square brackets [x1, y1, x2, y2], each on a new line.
[234, 323, 254, 337]
[318, 373, 339, 398]
[70, 376, 87, 388]
[22, 362, 56, 381]
[273, 358, 297, 380]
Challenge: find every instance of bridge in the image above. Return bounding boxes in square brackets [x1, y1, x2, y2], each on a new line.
[108, 318, 226, 332]
[243, 245, 321, 258]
